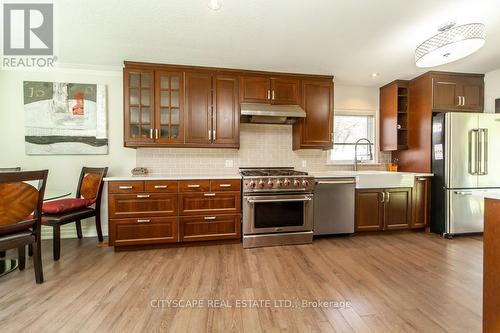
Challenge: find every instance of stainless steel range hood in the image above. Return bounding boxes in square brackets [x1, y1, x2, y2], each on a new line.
[240, 103, 306, 124]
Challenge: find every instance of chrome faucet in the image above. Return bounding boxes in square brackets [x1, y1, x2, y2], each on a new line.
[354, 138, 373, 171]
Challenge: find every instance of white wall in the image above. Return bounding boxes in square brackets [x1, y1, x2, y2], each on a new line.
[485, 68, 500, 113]
[0, 68, 136, 238]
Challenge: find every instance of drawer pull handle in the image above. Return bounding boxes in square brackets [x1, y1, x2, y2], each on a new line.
[136, 194, 150, 198]
[119, 186, 133, 190]
[219, 184, 232, 188]
[187, 184, 201, 188]
[154, 185, 168, 189]
[137, 219, 151, 223]
[417, 177, 427, 181]
[204, 193, 216, 197]
[204, 216, 216, 221]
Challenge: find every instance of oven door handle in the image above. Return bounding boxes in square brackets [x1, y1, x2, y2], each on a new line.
[246, 197, 312, 204]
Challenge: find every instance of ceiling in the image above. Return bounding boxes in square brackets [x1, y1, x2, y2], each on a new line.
[55, 0, 500, 86]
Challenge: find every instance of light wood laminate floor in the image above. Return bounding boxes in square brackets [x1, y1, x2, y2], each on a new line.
[0, 232, 482, 333]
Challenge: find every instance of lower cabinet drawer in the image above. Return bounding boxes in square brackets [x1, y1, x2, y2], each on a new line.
[109, 193, 178, 218]
[179, 191, 241, 215]
[180, 214, 241, 242]
[109, 217, 178, 246]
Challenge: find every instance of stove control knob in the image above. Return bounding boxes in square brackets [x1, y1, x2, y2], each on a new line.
[277, 179, 284, 187]
[267, 180, 274, 188]
[284, 178, 290, 187]
[248, 180, 256, 189]
[258, 180, 265, 189]
[294, 179, 301, 187]
[302, 179, 310, 187]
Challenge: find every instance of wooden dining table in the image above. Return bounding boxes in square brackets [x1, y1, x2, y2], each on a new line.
[0, 189, 72, 277]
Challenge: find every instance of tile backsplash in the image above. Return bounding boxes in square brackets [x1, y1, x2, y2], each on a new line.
[136, 124, 391, 175]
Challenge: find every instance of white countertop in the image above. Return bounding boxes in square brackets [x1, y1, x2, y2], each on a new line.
[310, 171, 433, 179]
[471, 190, 500, 200]
[104, 174, 242, 181]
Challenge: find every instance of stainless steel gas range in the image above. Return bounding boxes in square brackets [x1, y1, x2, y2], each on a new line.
[240, 167, 315, 248]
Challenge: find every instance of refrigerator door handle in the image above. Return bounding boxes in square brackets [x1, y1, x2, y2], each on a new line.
[482, 128, 489, 175]
[468, 129, 479, 175]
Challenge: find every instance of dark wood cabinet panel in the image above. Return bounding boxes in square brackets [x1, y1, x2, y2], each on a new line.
[124, 67, 155, 145]
[293, 79, 333, 150]
[109, 217, 178, 246]
[411, 177, 431, 229]
[179, 191, 241, 216]
[213, 75, 239, 147]
[384, 188, 412, 230]
[355, 189, 384, 232]
[178, 180, 211, 192]
[239, 76, 270, 103]
[271, 78, 300, 105]
[433, 78, 460, 110]
[108, 181, 144, 194]
[184, 72, 212, 145]
[461, 76, 483, 112]
[108, 193, 178, 218]
[144, 180, 178, 193]
[210, 179, 241, 192]
[180, 214, 241, 242]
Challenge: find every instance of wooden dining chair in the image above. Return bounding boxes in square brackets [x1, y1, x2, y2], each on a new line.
[0, 168, 21, 259]
[0, 170, 48, 284]
[42, 167, 108, 260]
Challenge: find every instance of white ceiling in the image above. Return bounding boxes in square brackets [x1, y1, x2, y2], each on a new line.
[55, 0, 500, 86]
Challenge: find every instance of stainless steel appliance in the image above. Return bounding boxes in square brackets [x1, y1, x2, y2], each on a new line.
[431, 112, 500, 237]
[313, 178, 355, 235]
[240, 167, 315, 248]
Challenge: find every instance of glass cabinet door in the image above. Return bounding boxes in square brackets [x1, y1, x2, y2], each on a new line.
[125, 69, 154, 143]
[155, 71, 183, 143]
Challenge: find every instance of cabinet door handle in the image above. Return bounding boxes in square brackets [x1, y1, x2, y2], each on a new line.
[417, 177, 427, 181]
[187, 184, 201, 188]
[272, 90, 275, 100]
[119, 186, 133, 190]
[462, 96, 466, 106]
[386, 192, 390, 203]
[136, 194, 150, 198]
[204, 193, 216, 197]
[154, 185, 167, 189]
[381, 192, 385, 203]
[150, 128, 154, 139]
[267, 90, 271, 100]
[208, 130, 212, 141]
[204, 216, 216, 221]
[137, 219, 151, 223]
[457, 96, 461, 107]
[219, 184, 232, 188]
[213, 130, 216, 141]
[155, 128, 159, 140]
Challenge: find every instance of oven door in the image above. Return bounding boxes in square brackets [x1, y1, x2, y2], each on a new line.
[243, 194, 313, 235]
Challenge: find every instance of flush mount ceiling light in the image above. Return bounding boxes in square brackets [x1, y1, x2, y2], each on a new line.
[415, 22, 485, 68]
[370, 73, 380, 78]
[208, 0, 223, 10]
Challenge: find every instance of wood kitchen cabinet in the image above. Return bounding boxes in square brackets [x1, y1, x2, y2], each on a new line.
[293, 79, 334, 150]
[240, 76, 300, 105]
[107, 178, 241, 248]
[355, 188, 412, 232]
[124, 61, 333, 150]
[433, 73, 483, 112]
[380, 80, 409, 151]
[411, 177, 431, 229]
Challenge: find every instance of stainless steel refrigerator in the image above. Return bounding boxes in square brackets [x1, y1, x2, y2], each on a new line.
[431, 112, 500, 238]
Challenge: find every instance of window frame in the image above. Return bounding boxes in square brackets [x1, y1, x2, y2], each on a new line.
[327, 108, 379, 165]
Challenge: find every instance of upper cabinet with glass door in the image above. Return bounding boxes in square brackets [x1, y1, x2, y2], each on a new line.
[124, 68, 155, 145]
[155, 71, 183, 144]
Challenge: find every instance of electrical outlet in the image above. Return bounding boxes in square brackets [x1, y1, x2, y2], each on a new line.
[301, 160, 307, 168]
[225, 160, 234, 168]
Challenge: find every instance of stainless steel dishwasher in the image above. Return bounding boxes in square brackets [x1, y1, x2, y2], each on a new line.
[313, 177, 356, 235]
